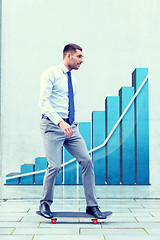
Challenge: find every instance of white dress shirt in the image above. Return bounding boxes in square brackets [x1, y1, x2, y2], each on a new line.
[39, 63, 77, 125]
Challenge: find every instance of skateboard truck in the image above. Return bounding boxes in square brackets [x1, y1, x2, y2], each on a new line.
[50, 217, 98, 224]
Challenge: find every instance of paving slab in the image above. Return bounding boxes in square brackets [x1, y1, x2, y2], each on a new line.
[80, 228, 148, 235]
[34, 235, 104, 240]
[0, 222, 39, 228]
[0, 207, 30, 213]
[101, 222, 160, 229]
[146, 228, 160, 235]
[0, 236, 34, 240]
[13, 227, 78, 235]
[135, 216, 160, 223]
[0, 228, 15, 234]
[104, 236, 160, 240]
[0, 216, 22, 222]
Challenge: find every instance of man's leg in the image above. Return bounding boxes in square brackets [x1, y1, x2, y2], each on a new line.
[63, 122, 98, 207]
[64, 122, 106, 219]
[40, 118, 65, 211]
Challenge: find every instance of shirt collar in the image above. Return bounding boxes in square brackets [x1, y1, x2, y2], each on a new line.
[60, 63, 70, 74]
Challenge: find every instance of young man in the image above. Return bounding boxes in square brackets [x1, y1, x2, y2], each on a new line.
[39, 43, 105, 219]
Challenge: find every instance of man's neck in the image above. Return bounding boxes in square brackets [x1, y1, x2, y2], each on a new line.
[63, 61, 72, 71]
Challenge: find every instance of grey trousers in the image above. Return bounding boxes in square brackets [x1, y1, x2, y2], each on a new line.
[40, 118, 98, 207]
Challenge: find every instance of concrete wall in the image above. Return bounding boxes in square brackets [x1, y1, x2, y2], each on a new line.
[1, 0, 160, 192]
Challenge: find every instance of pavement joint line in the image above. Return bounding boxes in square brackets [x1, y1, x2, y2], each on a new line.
[128, 208, 132, 213]
[134, 217, 139, 222]
[149, 212, 154, 217]
[103, 234, 106, 240]
[32, 235, 35, 240]
[19, 216, 24, 222]
[143, 228, 150, 235]
[11, 227, 16, 235]
[140, 204, 145, 209]
[27, 208, 30, 213]
[38, 222, 41, 228]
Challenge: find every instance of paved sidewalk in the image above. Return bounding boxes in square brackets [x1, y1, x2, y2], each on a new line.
[0, 197, 160, 240]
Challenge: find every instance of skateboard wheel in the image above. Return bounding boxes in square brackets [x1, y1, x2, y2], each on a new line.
[92, 219, 98, 224]
[51, 219, 57, 224]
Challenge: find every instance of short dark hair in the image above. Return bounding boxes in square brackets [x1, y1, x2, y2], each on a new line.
[63, 43, 82, 58]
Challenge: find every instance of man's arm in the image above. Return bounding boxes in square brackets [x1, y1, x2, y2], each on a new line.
[39, 67, 63, 125]
[39, 67, 73, 137]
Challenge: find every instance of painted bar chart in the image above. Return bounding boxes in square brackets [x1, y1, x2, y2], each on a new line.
[79, 122, 91, 184]
[21, 164, 34, 185]
[119, 87, 135, 184]
[92, 111, 106, 184]
[105, 97, 120, 184]
[35, 157, 47, 185]
[55, 149, 63, 185]
[64, 147, 76, 184]
[6, 173, 20, 185]
[132, 68, 149, 184]
[5, 68, 150, 185]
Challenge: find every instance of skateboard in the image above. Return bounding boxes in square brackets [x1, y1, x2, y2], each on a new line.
[36, 211, 113, 224]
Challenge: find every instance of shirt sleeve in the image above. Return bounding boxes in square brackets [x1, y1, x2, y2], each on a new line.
[39, 67, 63, 125]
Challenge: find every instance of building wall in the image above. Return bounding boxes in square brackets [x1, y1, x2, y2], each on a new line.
[1, 0, 160, 191]
[0, 0, 2, 199]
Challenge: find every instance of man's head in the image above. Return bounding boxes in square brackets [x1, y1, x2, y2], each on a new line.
[63, 43, 83, 71]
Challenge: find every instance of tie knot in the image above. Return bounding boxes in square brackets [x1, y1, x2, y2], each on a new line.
[67, 71, 71, 77]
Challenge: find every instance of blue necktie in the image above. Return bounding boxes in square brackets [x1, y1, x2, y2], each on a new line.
[67, 71, 75, 125]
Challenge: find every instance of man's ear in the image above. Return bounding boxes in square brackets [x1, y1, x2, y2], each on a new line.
[66, 52, 71, 59]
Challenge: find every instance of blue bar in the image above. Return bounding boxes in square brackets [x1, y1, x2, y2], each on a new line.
[35, 157, 47, 185]
[132, 68, 149, 184]
[79, 122, 91, 184]
[55, 148, 63, 185]
[21, 164, 34, 185]
[119, 87, 135, 184]
[6, 173, 20, 185]
[92, 111, 105, 184]
[105, 96, 120, 184]
[64, 148, 76, 184]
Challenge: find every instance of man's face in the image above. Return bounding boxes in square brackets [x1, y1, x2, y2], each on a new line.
[68, 49, 83, 70]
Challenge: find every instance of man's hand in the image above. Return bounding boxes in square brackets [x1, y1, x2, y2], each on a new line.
[59, 120, 73, 138]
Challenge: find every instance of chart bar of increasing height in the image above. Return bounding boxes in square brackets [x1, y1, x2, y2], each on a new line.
[21, 164, 35, 184]
[119, 87, 135, 184]
[92, 111, 105, 184]
[79, 122, 91, 185]
[6, 173, 20, 185]
[35, 157, 47, 185]
[132, 68, 149, 184]
[105, 96, 120, 184]
[55, 148, 63, 184]
[64, 148, 76, 184]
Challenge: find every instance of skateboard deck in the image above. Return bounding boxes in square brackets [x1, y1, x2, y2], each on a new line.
[36, 211, 113, 224]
